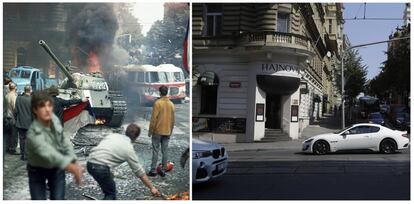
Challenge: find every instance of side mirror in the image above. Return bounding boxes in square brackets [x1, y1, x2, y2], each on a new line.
[341, 131, 350, 136]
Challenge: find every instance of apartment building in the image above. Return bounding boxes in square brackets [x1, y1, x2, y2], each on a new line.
[192, 3, 344, 143]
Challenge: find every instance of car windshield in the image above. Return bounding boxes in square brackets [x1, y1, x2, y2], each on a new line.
[10, 70, 31, 78]
[334, 126, 353, 134]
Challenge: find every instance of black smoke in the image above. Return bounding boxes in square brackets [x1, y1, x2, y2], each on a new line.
[66, 3, 123, 73]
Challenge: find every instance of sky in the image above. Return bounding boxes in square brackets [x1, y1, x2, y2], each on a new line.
[131, 3, 164, 36]
[343, 3, 407, 80]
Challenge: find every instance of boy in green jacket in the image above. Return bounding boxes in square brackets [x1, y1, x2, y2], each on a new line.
[26, 91, 83, 200]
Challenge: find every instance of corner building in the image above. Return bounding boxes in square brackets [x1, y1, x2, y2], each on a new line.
[192, 3, 344, 143]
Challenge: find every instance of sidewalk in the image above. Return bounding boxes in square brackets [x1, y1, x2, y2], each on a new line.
[222, 114, 341, 152]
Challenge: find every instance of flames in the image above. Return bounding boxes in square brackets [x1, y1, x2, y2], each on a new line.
[87, 51, 101, 73]
[95, 118, 106, 125]
[164, 192, 189, 200]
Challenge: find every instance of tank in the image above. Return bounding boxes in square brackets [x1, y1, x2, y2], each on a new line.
[39, 40, 127, 127]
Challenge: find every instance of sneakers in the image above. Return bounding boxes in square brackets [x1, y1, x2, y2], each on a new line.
[147, 170, 157, 177]
[158, 169, 166, 177]
[147, 169, 167, 177]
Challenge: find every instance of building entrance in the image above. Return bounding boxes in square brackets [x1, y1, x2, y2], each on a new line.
[265, 94, 281, 129]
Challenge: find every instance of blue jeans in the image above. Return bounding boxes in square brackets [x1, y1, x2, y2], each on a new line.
[150, 134, 170, 171]
[87, 162, 116, 200]
[27, 165, 66, 200]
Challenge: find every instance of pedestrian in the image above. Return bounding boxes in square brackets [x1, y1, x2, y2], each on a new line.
[15, 85, 33, 161]
[26, 91, 83, 200]
[47, 86, 87, 126]
[147, 86, 175, 177]
[5, 82, 18, 155]
[87, 124, 160, 200]
[3, 78, 10, 164]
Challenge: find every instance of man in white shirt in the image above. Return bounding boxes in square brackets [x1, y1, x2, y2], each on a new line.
[87, 123, 160, 200]
[5, 82, 18, 154]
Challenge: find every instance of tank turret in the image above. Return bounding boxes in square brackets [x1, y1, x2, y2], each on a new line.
[38, 40, 76, 87]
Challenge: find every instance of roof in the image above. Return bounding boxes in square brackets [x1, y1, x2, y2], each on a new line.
[352, 123, 382, 127]
[11, 66, 40, 71]
[118, 64, 183, 72]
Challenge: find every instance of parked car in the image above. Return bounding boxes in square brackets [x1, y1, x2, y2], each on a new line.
[379, 103, 389, 114]
[192, 138, 228, 184]
[395, 112, 410, 132]
[368, 112, 385, 125]
[388, 104, 408, 123]
[302, 123, 409, 155]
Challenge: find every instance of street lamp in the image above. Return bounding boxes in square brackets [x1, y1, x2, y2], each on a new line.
[340, 36, 410, 128]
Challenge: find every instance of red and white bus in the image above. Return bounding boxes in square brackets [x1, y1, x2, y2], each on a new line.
[122, 64, 186, 105]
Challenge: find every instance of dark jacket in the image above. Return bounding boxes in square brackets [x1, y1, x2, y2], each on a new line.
[52, 96, 82, 126]
[15, 94, 33, 130]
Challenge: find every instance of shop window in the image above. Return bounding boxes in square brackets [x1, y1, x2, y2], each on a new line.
[199, 71, 219, 114]
[203, 4, 222, 37]
[16, 47, 27, 66]
[277, 12, 290, 33]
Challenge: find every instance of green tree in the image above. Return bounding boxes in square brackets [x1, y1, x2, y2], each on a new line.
[144, 4, 189, 67]
[344, 49, 367, 103]
[366, 26, 410, 105]
[116, 3, 145, 64]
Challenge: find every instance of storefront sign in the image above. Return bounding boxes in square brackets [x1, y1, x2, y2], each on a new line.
[261, 63, 300, 74]
[256, 103, 265, 122]
[229, 82, 241, 88]
[291, 105, 299, 122]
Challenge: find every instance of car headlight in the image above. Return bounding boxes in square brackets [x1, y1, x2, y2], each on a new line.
[304, 138, 314, 143]
[192, 151, 212, 159]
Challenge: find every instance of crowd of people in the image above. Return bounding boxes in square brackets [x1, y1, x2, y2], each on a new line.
[3, 78, 176, 200]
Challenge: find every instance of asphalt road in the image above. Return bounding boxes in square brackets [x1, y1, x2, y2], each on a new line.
[193, 148, 410, 200]
[3, 101, 190, 200]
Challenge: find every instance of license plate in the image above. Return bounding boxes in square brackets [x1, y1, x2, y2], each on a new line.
[216, 163, 225, 171]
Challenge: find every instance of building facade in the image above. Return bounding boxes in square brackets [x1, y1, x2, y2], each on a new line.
[192, 3, 344, 143]
[3, 3, 70, 76]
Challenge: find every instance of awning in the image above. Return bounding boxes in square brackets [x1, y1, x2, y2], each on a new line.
[256, 75, 300, 95]
[198, 71, 219, 86]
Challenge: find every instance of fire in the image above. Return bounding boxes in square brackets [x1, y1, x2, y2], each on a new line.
[95, 118, 106, 125]
[164, 192, 189, 200]
[88, 51, 101, 73]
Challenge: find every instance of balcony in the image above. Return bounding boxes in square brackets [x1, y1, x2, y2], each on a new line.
[239, 32, 310, 51]
[193, 31, 311, 54]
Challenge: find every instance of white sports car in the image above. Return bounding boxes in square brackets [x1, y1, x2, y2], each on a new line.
[192, 139, 228, 183]
[302, 123, 410, 155]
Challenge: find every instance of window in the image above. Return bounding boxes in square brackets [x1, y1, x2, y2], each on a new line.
[173, 72, 183, 82]
[128, 72, 136, 82]
[147, 72, 168, 83]
[199, 72, 219, 114]
[328, 19, 333, 34]
[16, 47, 27, 66]
[348, 126, 378, 134]
[203, 4, 222, 36]
[137, 72, 145, 82]
[277, 12, 290, 33]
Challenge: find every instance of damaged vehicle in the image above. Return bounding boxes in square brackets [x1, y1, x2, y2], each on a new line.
[192, 139, 228, 184]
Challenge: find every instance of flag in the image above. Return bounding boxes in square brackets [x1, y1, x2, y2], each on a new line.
[63, 101, 95, 139]
[182, 18, 189, 73]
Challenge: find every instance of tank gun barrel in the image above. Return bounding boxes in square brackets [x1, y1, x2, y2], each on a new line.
[38, 40, 74, 83]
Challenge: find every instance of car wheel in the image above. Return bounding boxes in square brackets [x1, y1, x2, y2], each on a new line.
[380, 139, 397, 154]
[313, 140, 330, 155]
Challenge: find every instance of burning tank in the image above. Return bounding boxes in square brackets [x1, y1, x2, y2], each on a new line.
[39, 40, 127, 127]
